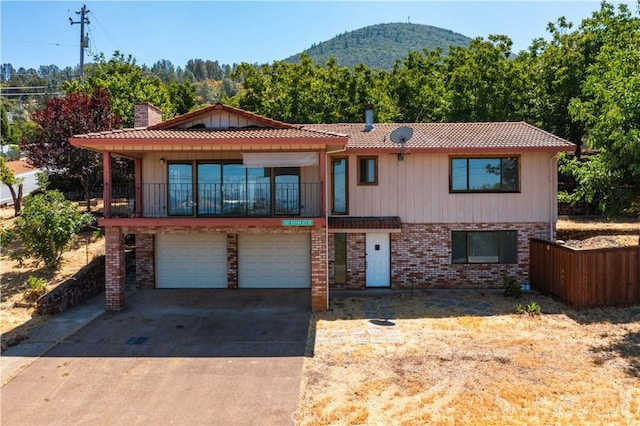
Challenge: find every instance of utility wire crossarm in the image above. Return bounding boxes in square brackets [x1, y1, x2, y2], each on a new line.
[69, 4, 90, 81]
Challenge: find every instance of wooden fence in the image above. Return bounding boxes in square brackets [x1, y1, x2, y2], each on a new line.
[529, 238, 640, 310]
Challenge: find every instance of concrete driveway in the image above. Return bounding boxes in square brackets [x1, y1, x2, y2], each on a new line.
[1, 289, 311, 426]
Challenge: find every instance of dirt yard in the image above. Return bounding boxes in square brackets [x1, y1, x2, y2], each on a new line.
[295, 291, 640, 425]
[0, 207, 105, 350]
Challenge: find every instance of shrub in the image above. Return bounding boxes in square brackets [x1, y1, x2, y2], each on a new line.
[515, 301, 542, 316]
[526, 301, 541, 315]
[23, 276, 47, 302]
[502, 275, 522, 298]
[0, 189, 93, 269]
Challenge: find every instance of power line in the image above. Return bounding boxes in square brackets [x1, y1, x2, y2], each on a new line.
[0, 38, 76, 47]
[0, 92, 63, 97]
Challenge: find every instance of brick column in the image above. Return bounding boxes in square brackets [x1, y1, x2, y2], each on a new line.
[311, 227, 328, 312]
[135, 233, 155, 289]
[105, 227, 126, 311]
[227, 233, 238, 289]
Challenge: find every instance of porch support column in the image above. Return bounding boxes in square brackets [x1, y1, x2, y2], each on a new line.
[134, 158, 142, 217]
[135, 233, 155, 289]
[103, 152, 112, 218]
[227, 233, 238, 289]
[311, 226, 328, 312]
[105, 226, 126, 311]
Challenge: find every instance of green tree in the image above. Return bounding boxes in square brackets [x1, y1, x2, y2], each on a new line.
[389, 49, 448, 122]
[444, 35, 528, 122]
[0, 156, 23, 216]
[63, 52, 178, 127]
[1, 180, 93, 269]
[519, 18, 588, 146]
[564, 1, 640, 217]
[1, 103, 14, 145]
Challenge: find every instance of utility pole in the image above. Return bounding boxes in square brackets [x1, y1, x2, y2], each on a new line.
[69, 5, 90, 81]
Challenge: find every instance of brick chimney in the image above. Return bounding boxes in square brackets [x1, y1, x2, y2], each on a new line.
[134, 103, 163, 128]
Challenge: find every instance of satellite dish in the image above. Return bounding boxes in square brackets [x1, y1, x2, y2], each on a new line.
[390, 126, 413, 161]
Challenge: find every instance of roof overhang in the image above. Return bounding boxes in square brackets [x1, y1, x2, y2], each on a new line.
[328, 216, 402, 233]
[69, 137, 348, 154]
[344, 146, 576, 155]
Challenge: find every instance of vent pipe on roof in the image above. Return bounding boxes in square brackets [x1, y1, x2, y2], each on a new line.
[364, 104, 374, 132]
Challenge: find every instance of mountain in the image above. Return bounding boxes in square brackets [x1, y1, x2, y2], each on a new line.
[284, 23, 472, 70]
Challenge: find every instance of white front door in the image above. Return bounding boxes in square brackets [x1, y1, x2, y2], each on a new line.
[366, 233, 390, 287]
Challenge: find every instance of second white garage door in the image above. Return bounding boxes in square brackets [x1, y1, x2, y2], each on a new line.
[156, 233, 227, 288]
[238, 234, 311, 288]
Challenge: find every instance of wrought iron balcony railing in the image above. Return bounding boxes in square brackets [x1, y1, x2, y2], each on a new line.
[106, 182, 322, 218]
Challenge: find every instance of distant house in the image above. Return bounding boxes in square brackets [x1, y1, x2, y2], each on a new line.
[70, 103, 574, 312]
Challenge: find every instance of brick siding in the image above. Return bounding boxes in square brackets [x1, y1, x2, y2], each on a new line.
[227, 233, 238, 289]
[105, 227, 126, 311]
[328, 222, 550, 290]
[108, 225, 329, 311]
[135, 234, 154, 289]
[311, 226, 328, 311]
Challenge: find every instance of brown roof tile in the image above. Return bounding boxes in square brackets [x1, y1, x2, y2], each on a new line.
[329, 216, 402, 230]
[72, 127, 345, 140]
[304, 122, 575, 152]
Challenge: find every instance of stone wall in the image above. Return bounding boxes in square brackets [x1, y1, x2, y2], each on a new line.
[36, 256, 105, 315]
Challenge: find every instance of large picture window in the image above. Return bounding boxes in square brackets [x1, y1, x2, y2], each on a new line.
[452, 231, 517, 264]
[450, 157, 519, 192]
[168, 161, 299, 217]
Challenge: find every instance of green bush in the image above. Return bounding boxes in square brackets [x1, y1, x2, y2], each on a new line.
[515, 301, 542, 316]
[23, 276, 47, 302]
[1, 189, 93, 269]
[502, 275, 522, 298]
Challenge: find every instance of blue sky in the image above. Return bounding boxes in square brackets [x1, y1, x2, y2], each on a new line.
[1, 1, 635, 70]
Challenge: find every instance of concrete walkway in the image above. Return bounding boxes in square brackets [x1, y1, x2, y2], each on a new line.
[1, 292, 106, 385]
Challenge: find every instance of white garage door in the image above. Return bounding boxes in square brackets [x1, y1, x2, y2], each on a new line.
[156, 233, 227, 288]
[239, 234, 311, 288]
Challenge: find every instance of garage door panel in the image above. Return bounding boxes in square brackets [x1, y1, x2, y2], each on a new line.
[239, 234, 310, 288]
[156, 234, 227, 288]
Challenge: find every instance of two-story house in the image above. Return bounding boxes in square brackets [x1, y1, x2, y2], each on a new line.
[70, 103, 574, 312]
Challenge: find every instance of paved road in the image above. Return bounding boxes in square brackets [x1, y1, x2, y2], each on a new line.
[0, 169, 39, 206]
[1, 290, 311, 426]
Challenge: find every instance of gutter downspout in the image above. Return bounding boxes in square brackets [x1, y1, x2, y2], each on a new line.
[549, 153, 560, 241]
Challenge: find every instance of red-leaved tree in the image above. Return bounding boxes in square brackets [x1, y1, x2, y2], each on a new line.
[21, 88, 122, 211]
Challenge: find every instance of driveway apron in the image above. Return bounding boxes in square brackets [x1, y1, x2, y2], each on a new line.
[1, 289, 310, 426]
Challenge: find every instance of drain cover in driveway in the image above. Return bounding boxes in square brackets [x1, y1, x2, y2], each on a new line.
[125, 336, 148, 345]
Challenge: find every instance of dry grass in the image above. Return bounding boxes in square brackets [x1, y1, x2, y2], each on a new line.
[296, 292, 640, 425]
[557, 217, 640, 232]
[1, 207, 105, 349]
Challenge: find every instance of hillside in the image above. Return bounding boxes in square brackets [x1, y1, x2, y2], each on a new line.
[285, 22, 472, 69]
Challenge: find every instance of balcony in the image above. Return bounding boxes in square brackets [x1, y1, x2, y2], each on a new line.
[107, 182, 322, 219]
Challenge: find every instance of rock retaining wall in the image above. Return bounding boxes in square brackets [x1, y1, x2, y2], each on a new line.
[36, 256, 105, 315]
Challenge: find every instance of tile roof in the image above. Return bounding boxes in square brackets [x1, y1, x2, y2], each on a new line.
[303, 122, 575, 152]
[72, 127, 346, 140]
[329, 216, 402, 230]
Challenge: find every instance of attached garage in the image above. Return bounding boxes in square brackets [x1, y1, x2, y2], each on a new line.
[155, 233, 227, 288]
[238, 234, 311, 288]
